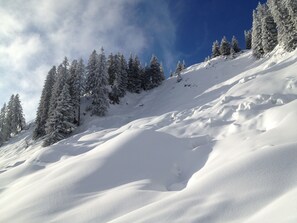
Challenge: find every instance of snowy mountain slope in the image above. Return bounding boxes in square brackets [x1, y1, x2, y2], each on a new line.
[1, 48, 297, 223]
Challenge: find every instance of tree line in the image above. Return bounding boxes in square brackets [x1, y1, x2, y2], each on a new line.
[210, 35, 241, 59]
[0, 94, 26, 146]
[33, 48, 166, 146]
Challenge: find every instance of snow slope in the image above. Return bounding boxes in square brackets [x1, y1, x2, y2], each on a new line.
[1, 48, 297, 223]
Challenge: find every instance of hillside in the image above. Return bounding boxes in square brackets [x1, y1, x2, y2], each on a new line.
[1, 48, 297, 223]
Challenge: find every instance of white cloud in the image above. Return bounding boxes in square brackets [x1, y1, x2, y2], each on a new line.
[0, 0, 176, 121]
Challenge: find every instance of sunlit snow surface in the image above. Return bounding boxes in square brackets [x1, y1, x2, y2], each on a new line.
[1, 48, 297, 223]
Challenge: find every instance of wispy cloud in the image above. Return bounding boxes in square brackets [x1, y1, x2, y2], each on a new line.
[0, 0, 176, 121]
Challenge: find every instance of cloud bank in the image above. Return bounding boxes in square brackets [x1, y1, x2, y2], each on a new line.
[0, 0, 176, 121]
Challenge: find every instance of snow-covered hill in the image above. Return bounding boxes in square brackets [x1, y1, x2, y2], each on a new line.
[1, 48, 297, 223]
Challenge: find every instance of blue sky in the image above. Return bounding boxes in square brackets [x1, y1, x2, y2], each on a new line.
[0, 0, 264, 120]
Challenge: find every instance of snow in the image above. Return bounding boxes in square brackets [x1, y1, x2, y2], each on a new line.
[1, 47, 297, 222]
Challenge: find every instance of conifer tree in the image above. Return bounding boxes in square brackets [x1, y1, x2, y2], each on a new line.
[252, 3, 265, 58]
[175, 61, 184, 82]
[12, 94, 26, 134]
[212, 40, 221, 58]
[90, 48, 109, 116]
[220, 36, 231, 56]
[285, 0, 297, 30]
[262, 4, 278, 54]
[150, 55, 165, 88]
[231, 36, 241, 53]
[86, 50, 98, 95]
[127, 55, 142, 93]
[141, 64, 152, 90]
[33, 66, 56, 139]
[109, 54, 126, 104]
[118, 53, 128, 96]
[108, 53, 116, 86]
[244, 30, 252, 50]
[69, 59, 84, 125]
[46, 58, 69, 135]
[44, 84, 75, 146]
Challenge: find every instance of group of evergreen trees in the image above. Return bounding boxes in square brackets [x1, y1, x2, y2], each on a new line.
[211, 36, 241, 58]
[252, 0, 297, 58]
[34, 48, 165, 146]
[208, 1, 297, 60]
[0, 94, 26, 146]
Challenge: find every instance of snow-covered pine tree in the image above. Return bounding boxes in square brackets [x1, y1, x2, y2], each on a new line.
[220, 36, 231, 56]
[85, 50, 98, 95]
[262, 4, 278, 54]
[175, 61, 184, 82]
[108, 53, 116, 86]
[109, 54, 122, 104]
[150, 55, 165, 88]
[46, 58, 69, 134]
[33, 66, 56, 140]
[252, 3, 265, 58]
[118, 53, 128, 96]
[68, 59, 84, 125]
[43, 84, 75, 147]
[212, 40, 221, 58]
[267, 0, 297, 51]
[140, 64, 152, 90]
[244, 30, 252, 50]
[285, 0, 297, 30]
[12, 94, 25, 134]
[127, 55, 142, 93]
[231, 36, 241, 54]
[90, 47, 109, 116]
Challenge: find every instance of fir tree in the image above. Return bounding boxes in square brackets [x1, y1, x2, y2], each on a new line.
[86, 50, 98, 95]
[244, 30, 252, 50]
[220, 36, 231, 56]
[262, 4, 278, 54]
[175, 61, 184, 82]
[108, 53, 116, 86]
[44, 84, 75, 146]
[231, 36, 241, 53]
[46, 58, 69, 134]
[212, 40, 221, 58]
[150, 55, 165, 88]
[33, 66, 56, 139]
[12, 94, 25, 134]
[127, 55, 142, 93]
[109, 54, 126, 104]
[69, 59, 84, 125]
[141, 64, 152, 90]
[252, 3, 265, 58]
[118, 53, 128, 96]
[285, 0, 297, 30]
[90, 48, 109, 116]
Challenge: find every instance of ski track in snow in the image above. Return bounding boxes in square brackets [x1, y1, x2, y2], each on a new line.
[1, 47, 297, 223]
